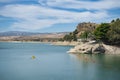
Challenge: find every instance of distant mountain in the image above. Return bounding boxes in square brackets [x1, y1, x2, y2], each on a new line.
[0, 31, 69, 42]
[0, 31, 69, 37]
[0, 31, 40, 36]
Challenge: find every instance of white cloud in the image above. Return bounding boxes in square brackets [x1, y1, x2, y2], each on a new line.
[0, 4, 109, 31]
[0, 0, 37, 3]
[0, 0, 14, 3]
[39, 0, 120, 10]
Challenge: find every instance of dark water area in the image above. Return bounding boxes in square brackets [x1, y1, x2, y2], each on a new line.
[0, 42, 120, 80]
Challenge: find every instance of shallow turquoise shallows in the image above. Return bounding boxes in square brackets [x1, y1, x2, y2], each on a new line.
[0, 42, 120, 80]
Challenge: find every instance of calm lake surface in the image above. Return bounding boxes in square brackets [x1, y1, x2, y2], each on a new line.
[0, 42, 120, 80]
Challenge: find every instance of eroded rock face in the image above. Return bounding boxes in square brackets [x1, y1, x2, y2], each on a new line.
[68, 42, 106, 54]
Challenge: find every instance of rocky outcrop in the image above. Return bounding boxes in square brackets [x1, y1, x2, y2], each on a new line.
[68, 42, 120, 54]
[68, 42, 104, 54]
[76, 22, 98, 37]
[77, 22, 97, 32]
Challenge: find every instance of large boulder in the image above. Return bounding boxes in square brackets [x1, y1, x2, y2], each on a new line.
[92, 44, 105, 54]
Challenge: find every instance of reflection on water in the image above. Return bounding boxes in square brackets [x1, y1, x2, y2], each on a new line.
[69, 54, 120, 71]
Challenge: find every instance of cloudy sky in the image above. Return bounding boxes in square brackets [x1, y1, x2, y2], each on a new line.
[0, 0, 120, 32]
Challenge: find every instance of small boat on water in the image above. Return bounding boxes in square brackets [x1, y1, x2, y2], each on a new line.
[32, 55, 36, 59]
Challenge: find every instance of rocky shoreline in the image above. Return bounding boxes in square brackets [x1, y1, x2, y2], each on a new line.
[68, 41, 120, 54]
[1, 41, 120, 54]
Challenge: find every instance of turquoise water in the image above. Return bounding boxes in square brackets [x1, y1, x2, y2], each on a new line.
[0, 42, 120, 80]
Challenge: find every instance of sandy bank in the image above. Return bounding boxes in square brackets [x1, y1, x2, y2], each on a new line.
[51, 41, 79, 46]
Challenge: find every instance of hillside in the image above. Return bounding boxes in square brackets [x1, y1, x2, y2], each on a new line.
[0, 31, 69, 42]
[76, 22, 98, 36]
[62, 18, 120, 46]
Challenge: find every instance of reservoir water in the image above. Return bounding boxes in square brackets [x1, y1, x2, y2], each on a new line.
[0, 42, 120, 80]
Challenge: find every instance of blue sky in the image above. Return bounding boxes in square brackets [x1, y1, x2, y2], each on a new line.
[0, 0, 120, 32]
